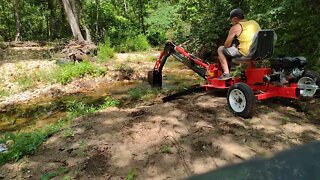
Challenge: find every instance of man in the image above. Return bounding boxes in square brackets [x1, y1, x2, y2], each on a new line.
[217, 8, 261, 80]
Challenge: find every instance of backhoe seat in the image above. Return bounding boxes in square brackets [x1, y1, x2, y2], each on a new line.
[232, 30, 275, 64]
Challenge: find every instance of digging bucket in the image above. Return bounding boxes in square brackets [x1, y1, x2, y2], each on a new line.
[148, 70, 162, 87]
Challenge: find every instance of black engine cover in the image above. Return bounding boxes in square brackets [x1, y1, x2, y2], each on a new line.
[270, 56, 307, 71]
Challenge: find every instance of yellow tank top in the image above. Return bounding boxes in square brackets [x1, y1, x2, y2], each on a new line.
[238, 20, 261, 56]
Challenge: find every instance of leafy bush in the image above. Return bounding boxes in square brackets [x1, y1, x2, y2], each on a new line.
[115, 34, 150, 52]
[53, 61, 106, 84]
[97, 39, 115, 62]
[145, 4, 189, 45]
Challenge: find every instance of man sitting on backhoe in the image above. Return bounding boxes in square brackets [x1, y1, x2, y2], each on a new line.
[217, 8, 261, 80]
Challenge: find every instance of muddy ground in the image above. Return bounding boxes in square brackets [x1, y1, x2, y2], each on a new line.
[1, 52, 320, 179]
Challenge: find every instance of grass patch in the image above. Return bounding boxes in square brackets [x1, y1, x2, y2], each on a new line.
[125, 54, 157, 63]
[0, 99, 109, 165]
[40, 166, 68, 180]
[100, 96, 120, 109]
[0, 86, 10, 98]
[17, 76, 36, 91]
[125, 168, 136, 180]
[52, 61, 106, 84]
[0, 118, 66, 165]
[128, 83, 187, 102]
[128, 86, 162, 102]
[77, 139, 87, 157]
[159, 145, 172, 154]
[63, 128, 74, 138]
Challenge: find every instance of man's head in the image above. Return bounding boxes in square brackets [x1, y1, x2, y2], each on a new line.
[228, 8, 244, 24]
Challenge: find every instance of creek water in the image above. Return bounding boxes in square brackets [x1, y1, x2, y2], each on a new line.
[0, 56, 202, 134]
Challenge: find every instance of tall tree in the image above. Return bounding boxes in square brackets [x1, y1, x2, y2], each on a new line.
[61, 0, 84, 41]
[13, 0, 21, 41]
[95, 0, 100, 38]
[48, 0, 57, 40]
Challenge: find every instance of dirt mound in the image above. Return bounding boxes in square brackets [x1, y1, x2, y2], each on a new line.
[61, 41, 97, 62]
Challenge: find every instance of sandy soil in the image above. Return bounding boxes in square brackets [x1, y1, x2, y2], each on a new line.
[1, 52, 320, 179]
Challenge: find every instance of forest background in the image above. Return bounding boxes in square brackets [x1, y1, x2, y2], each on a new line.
[0, 0, 319, 70]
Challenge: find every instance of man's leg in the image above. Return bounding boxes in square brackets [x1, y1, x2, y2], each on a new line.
[217, 46, 241, 80]
[217, 46, 230, 74]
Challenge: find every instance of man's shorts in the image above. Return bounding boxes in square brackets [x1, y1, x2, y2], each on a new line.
[223, 46, 242, 59]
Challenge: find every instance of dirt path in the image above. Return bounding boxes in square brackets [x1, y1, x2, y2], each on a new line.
[1, 90, 320, 179]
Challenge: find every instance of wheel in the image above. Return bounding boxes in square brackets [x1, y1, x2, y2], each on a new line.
[298, 70, 320, 97]
[303, 70, 320, 86]
[227, 83, 256, 118]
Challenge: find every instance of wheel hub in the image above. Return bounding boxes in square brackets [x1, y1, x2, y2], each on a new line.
[298, 77, 318, 97]
[229, 89, 246, 112]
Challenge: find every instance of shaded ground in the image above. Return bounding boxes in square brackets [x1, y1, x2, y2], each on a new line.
[1, 52, 320, 179]
[1, 90, 320, 179]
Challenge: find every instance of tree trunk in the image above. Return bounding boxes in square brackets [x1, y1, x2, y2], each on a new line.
[83, 24, 92, 42]
[61, 0, 84, 42]
[123, 0, 128, 14]
[96, 0, 100, 39]
[48, 0, 57, 40]
[137, 0, 146, 34]
[1, 2, 10, 40]
[70, 0, 79, 25]
[13, 0, 21, 41]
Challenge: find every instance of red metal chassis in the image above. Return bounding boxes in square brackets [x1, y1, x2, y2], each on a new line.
[154, 44, 300, 101]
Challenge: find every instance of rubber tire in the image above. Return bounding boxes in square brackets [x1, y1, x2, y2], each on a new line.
[303, 70, 320, 87]
[302, 70, 320, 96]
[227, 83, 256, 118]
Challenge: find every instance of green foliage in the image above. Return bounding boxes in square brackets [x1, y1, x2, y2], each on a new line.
[0, 86, 10, 98]
[66, 100, 95, 119]
[179, 0, 231, 53]
[63, 128, 74, 138]
[17, 76, 35, 91]
[0, 98, 102, 165]
[115, 34, 150, 52]
[97, 39, 115, 62]
[129, 88, 143, 101]
[0, 0, 319, 71]
[243, 0, 320, 70]
[159, 145, 172, 154]
[0, 131, 45, 163]
[128, 87, 161, 101]
[125, 168, 136, 180]
[53, 61, 106, 84]
[145, 4, 188, 45]
[0, 118, 65, 165]
[41, 166, 68, 180]
[100, 96, 120, 109]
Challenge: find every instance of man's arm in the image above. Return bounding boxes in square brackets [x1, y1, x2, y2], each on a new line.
[224, 24, 241, 48]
